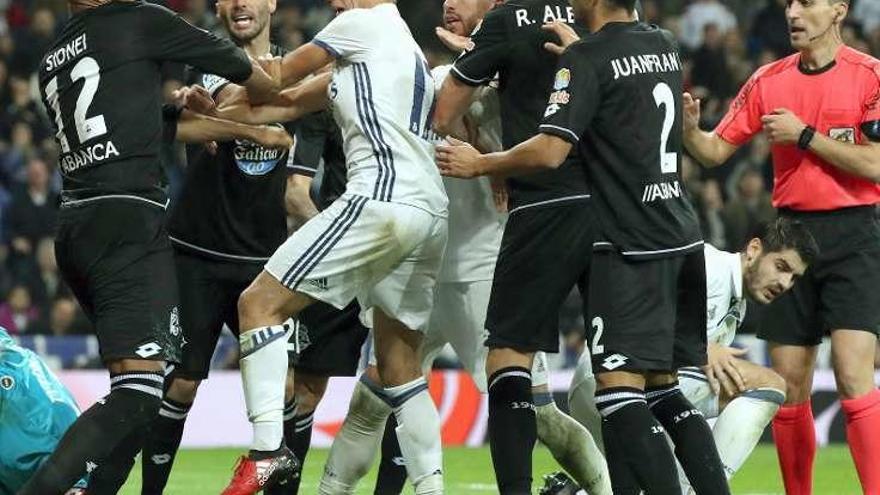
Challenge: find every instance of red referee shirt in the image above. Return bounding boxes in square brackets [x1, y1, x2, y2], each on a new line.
[716, 46, 880, 211]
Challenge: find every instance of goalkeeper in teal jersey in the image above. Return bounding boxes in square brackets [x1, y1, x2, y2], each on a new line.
[0, 328, 86, 494]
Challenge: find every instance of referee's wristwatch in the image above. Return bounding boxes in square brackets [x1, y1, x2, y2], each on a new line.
[798, 125, 816, 150]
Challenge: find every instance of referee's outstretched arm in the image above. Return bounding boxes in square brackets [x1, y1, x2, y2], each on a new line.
[682, 92, 739, 168]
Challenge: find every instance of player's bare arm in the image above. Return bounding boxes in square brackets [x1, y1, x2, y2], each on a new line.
[436, 133, 571, 178]
[240, 59, 281, 105]
[433, 75, 480, 138]
[762, 108, 880, 183]
[683, 92, 739, 167]
[175, 109, 293, 149]
[212, 73, 331, 126]
[276, 42, 336, 88]
[285, 175, 318, 230]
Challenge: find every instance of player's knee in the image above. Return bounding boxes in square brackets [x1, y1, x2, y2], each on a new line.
[237, 285, 266, 323]
[294, 374, 329, 413]
[761, 368, 788, 397]
[833, 363, 876, 400]
[168, 377, 201, 404]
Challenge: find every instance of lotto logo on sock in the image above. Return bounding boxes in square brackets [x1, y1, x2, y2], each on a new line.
[85, 461, 99, 473]
[151, 454, 172, 465]
[392, 456, 406, 467]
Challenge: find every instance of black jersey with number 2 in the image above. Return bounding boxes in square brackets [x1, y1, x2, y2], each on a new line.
[540, 22, 702, 259]
[38, 1, 252, 205]
[451, 0, 590, 211]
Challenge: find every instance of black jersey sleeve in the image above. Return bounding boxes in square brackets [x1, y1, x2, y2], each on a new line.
[538, 43, 600, 145]
[141, 4, 252, 84]
[161, 104, 182, 143]
[450, 10, 508, 86]
[289, 112, 328, 178]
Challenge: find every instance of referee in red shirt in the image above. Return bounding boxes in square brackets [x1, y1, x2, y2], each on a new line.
[683, 1, 879, 494]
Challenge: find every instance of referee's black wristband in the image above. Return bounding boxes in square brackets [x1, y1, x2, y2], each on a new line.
[798, 126, 816, 150]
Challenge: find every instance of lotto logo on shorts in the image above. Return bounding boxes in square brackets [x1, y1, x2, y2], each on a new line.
[135, 342, 163, 358]
[601, 354, 629, 371]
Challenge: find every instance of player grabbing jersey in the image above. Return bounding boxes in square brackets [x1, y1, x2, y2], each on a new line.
[27, 1, 277, 493]
[213, 1, 449, 494]
[437, 1, 731, 493]
[565, 218, 819, 493]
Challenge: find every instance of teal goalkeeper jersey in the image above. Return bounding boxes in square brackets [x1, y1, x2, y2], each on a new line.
[0, 328, 80, 494]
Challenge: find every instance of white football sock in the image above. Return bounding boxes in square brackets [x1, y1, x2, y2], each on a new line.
[239, 324, 289, 452]
[318, 378, 391, 494]
[536, 401, 612, 495]
[388, 377, 444, 495]
[567, 366, 605, 453]
[712, 388, 785, 480]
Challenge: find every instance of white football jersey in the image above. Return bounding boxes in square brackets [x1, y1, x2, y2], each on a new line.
[431, 64, 504, 283]
[704, 244, 746, 347]
[312, 4, 447, 217]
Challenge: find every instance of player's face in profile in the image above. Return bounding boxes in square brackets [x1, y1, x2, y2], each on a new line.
[786, 0, 846, 50]
[217, 0, 275, 43]
[744, 244, 807, 305]
[443, 0, 493, 36]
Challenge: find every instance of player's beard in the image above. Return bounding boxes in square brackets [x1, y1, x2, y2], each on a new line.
[224, 8, 270, 45]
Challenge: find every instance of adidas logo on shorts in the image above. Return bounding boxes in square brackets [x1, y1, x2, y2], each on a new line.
[308, 277, 329, 291]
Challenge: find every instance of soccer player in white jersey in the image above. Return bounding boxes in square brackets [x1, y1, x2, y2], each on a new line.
[315, 3, 610, 492]
[217, 1, 449, 494]
[564, 218, 819, 492]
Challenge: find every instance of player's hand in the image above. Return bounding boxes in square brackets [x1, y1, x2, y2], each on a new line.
[436, 137, 484, 179]
[174, 85, 216, 115]
[490, 175, 508, 213]
[683, 92, 701, 133]
[703, 344, 748, 396]
[435, 26, 473, 53]
[762, 108, 807, 145]
[542, 21, 580, 55]
[250, 126, 294, 151]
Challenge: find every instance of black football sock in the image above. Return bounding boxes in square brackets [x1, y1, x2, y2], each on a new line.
[647, 382, 730, 495]
[600, 415, 642, 495]
[87, 428, 145, 495]
[488, 367, 536, 495]
[267, 399, 311, 495]
[141, 397, 192, 495]
[595, 386, 681, 495]
[374, 415, 407, 494]
[18, 371, 163, 495]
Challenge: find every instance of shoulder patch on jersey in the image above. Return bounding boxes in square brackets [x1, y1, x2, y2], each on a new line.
[554, 68, 571, 90]
[829, 127, 857, 144]
[1, 375, 14, 390]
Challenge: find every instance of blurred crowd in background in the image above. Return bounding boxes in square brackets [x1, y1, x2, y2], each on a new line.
[0, 0, 878, 369]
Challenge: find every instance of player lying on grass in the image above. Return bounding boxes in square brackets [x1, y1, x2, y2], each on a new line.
[559, 217, 819, 493]
[0, 327, 87, 495]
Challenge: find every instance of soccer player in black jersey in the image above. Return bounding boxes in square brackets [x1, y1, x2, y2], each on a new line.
[437, 1, 730, 494]
[24, 0, 277, 493]
[432, 1, 598, 493]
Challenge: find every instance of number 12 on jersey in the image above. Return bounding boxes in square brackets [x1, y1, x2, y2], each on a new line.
[44, 56, 108, 153]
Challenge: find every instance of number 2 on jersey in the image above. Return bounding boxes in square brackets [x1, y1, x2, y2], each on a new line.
[652, 82, 677, 174]
[44, 56, 108, 153]
[591, 316, 605, 355]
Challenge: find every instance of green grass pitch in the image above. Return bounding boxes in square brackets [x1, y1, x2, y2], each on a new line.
[119, 445, 861, 494]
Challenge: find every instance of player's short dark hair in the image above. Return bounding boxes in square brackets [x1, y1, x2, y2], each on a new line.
[754, 218, 820, 266]
[605, 0, 638, 12]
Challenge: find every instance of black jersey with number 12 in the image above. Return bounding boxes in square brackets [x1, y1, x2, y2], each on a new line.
[540, 21, 702, 259]
[451, 0, 590, 211]
[38, 1, 253, 205]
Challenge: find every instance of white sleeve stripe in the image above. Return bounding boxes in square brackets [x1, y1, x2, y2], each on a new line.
[450, 65, 494, 85]
[539, 124, 580, 142]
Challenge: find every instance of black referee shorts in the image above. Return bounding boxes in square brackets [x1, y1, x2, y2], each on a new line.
[172, 248, 261, 380]
[294, 301, 369, 377]
[55, 199, 182, 364]
[485, 200, 595, 353]
[586, 247, 707, 373]
[760, 205, 880, 346]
